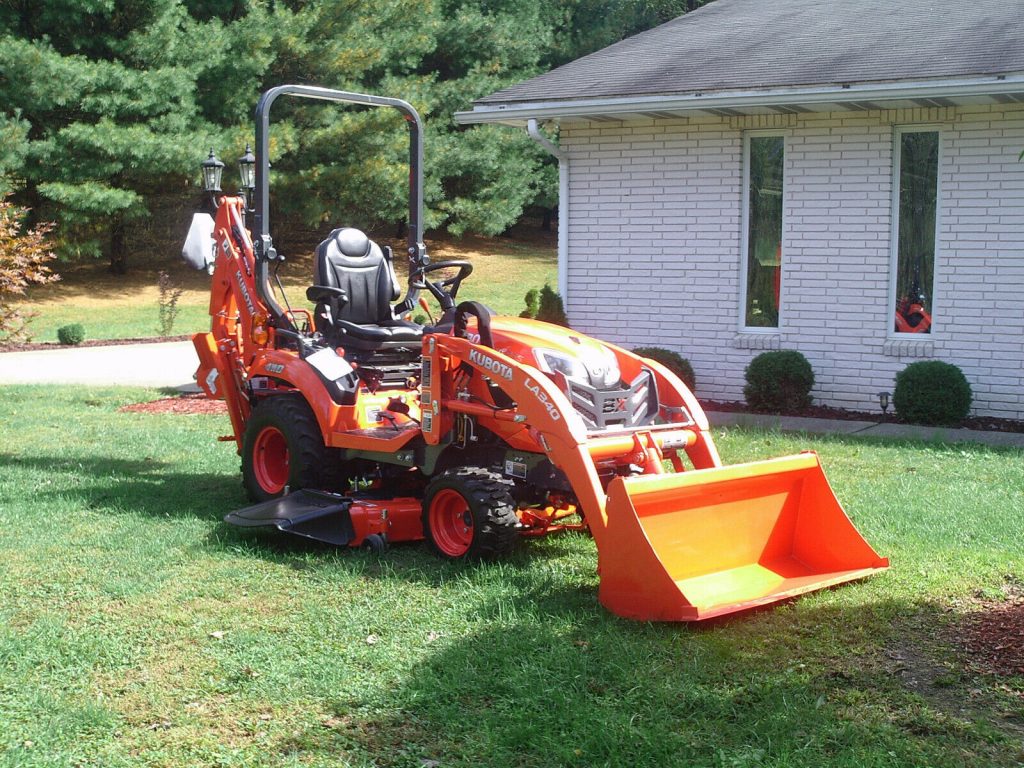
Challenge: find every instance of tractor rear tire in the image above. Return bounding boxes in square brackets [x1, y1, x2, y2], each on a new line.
[241, 394, 332, 503]
[422, 468, 519, 560]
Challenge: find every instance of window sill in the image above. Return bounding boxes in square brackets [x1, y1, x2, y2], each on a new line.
[883, 338, 934, 358]
[734, 332, 782, 350]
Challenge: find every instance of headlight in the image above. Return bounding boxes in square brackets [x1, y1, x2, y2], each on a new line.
[582, 345, 621, 388]
[534, 346, 621, 389]
[534, 348, 588, 383]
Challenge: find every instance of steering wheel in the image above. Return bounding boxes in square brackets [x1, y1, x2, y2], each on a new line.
[411, 260, 473, 310]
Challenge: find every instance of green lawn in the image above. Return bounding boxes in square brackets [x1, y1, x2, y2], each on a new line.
[1, 386, 1023, 767]
[21, 235, 557, 344]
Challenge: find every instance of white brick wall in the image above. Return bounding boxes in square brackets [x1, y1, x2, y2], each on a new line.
[561, 104, 1024, 419]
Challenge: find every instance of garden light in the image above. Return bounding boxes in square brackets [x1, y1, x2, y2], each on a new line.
[201, 148, 224, 193]
[238, 144, 256, 192]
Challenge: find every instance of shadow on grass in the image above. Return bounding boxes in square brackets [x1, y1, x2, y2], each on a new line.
[0, 452, 240, 522]
[269, 594, 1015, 768]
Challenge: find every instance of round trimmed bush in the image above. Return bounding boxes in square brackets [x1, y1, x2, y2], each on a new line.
[743, 350, 814, 412]
[57, 323, 86, 346]
[893, 360, 972, 426]
[632, 347, 696, 392]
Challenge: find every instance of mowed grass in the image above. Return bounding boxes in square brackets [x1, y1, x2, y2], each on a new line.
[2, 385, 1024, 767]
[21, 231, 556, 343]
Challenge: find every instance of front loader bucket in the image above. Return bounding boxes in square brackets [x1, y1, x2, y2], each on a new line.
[597, 453, 888, 621]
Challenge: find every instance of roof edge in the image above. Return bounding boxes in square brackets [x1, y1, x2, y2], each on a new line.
[455, 74, 1024, 126]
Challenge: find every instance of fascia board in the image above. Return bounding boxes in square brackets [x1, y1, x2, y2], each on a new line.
[454, 74, 1024, 125]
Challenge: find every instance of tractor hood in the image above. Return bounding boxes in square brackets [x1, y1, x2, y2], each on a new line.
[488, 316, 623, 390]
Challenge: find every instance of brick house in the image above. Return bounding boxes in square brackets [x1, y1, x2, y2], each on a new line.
[457, 0, 1024, 419]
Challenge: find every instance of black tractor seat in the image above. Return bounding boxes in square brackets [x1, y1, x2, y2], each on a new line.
[310, 227, 423, 351]
[331, 318, 422, 344]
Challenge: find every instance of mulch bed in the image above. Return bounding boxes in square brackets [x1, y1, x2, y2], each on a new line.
[114, 393, 1024, 432]
[118, 392, 226, 415]
[6, 334, 1024, 433]
[704, 399, 1024, 435]
[0, 335, 190, 353]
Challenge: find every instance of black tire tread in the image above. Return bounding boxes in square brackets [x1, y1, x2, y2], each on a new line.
[422, 467, 519, 560]
[241, 393, 331, 502]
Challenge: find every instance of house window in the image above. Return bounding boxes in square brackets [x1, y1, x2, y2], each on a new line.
[892, 128, 939, 334]
[742, 134, 785, 328]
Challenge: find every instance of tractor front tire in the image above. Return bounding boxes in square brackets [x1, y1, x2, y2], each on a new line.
[241, 394, 331, 503]
[422, 468, 519, 560]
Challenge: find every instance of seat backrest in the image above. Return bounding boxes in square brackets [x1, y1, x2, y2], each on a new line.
[314, 228, 400, 325]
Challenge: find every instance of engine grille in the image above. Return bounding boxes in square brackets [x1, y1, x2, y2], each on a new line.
[564, 370, 659, 430]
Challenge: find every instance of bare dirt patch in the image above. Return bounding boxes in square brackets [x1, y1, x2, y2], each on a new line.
[885, 596, 1024, 744]
[119, 393, 226, 415]
[960, 592, 1024, 681]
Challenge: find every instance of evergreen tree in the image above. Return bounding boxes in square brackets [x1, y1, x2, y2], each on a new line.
[0, 0, 712, 263]
[0, 0, 273, 270]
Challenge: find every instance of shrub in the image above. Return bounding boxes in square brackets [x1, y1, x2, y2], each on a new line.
[57, 323, 86, 345]
[157, 270, 184, 336]
[0, 196, 59, 343]
[744, 350, 815, 412]
[520, 288, 540, 319]
[893, 360, 972, 425]
[519, 284, 569, 326]
[632, 347, 696, 392]
[536, 284, 568, 326]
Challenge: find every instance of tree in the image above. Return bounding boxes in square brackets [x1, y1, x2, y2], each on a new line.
[0, 196, 58, 342]
[0, 0, 715, 262]
[258, 0, 555, 239]
[0, 0, 277, 271]
[545, 0, 706, 68]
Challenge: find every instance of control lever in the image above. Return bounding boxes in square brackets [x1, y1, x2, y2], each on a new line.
[386, 398, 420, 424]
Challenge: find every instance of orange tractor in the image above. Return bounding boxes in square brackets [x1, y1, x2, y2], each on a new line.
[186, 85, 887, 621]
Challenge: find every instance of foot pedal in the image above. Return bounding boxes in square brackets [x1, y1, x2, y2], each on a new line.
[225, 489, 355, 546]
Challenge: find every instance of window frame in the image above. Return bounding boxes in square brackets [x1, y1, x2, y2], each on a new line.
[888, 125, 942, 338]
[739, 130, 788, 333]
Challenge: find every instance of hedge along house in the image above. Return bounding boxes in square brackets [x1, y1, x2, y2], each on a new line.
[456, 0, 1024, 420]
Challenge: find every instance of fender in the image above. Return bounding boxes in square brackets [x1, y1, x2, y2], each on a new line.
[249, 350, 419, 454]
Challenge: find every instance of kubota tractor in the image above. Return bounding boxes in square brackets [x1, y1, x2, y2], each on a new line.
[184, 85, 888, 621]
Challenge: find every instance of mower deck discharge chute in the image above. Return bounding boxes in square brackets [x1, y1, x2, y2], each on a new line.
[186, 85, 887, 622]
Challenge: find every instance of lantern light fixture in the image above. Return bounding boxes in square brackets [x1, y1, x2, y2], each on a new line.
[201, 148, 224, 193]
[238, 144, 256, 191]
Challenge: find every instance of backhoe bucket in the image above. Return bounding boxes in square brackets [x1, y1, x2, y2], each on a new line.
[597, 453, 888, 621]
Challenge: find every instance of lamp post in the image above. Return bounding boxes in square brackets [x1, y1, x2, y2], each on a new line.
[200, 148, 224, 212]
[238, 144, 256, 213]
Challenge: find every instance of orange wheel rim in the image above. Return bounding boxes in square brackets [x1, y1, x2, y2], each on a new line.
[429, 489, 473, 556]
[253, 426, 289, 494]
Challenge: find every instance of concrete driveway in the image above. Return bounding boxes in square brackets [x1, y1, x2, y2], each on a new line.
[0, 340, 199, 390]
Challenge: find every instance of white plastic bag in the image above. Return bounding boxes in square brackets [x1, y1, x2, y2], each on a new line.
[182, 212, 216, 273]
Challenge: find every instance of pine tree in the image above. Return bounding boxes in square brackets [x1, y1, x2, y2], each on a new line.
[0, 1, 275, 271]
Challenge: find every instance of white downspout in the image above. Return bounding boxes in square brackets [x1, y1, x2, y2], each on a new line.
[527, 119, 568, 301]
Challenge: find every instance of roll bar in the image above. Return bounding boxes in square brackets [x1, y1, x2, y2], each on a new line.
[251, 85, 427, 328]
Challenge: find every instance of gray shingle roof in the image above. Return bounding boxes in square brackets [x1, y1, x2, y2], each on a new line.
[478, 0, 1024, 106]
